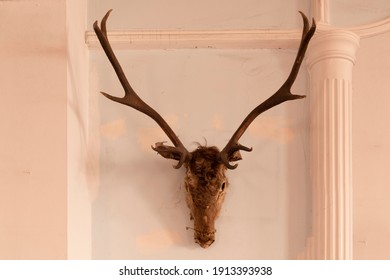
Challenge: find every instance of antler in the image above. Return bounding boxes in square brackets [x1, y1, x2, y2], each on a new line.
[220, 12, 316, 169]
[94, 10, 190, 168]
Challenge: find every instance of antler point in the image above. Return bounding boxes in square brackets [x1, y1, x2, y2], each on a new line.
[100, 91, 109, 97]
[294, 94, 306, 99]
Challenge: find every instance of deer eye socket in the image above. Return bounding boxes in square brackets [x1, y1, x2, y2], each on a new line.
[221, 182, 226, 191]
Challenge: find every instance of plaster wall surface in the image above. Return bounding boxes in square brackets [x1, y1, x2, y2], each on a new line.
[0, 0, 390, 260]
[0, 0, 67, 259]
[88, 0, 390, 259]
[91, 47, 308, 259]
[88, 0, 311, 259]
[352, 31, 390, 259]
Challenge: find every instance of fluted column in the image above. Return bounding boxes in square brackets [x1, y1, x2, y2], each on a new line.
[305, 30, 360, 259]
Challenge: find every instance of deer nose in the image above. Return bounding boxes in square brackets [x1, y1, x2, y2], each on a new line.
[195, 232, 215, 248]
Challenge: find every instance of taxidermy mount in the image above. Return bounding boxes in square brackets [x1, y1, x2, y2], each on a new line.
[93, 10, 316, 248]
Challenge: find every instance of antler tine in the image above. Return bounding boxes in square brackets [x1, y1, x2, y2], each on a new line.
[93, 10, 136, 105]
[220, 12, 316, 169]
[283, 11, 316, 89]
[94, 10, 190, 169]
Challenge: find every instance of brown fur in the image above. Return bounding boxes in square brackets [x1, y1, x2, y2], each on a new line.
[184, 146, 228, 248]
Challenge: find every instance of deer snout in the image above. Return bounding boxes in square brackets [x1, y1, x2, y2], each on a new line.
[195, 232, 215, 248]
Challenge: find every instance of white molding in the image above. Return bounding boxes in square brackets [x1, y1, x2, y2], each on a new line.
[310, 0, 390, 37]
[312, 0, 330, 25]
[86, 0, 387, 51]
[306, 30, 360, 66]
[349, 17, 390, 38]
[85, 15, 390, 50]
[317, 16, 390, 38]
[85, 28, 303, 50]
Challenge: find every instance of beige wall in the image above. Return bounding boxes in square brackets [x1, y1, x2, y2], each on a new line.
[0, 0, 67, 259]
[1, 0, 390, 260]
[353, 31, 390, 259]
[91, 48, 309, 259]
[87, 0, 310, 30]
[88, 1, 312, 260]
[67, 0, 92, 260]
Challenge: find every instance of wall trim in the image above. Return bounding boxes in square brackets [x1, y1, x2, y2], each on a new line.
[85, 16, 390, 50]
[85, 28, 303, 50]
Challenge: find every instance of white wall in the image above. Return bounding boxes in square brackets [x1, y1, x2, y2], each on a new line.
[88, 0, 310, 30]
[352, 31, 390, 259]
[67, 0, 93, 260]
[89, 1, 310, 259]
[0, 0, 389, 260]
[88, 0, 390, 259]
[331, 0, 390, 26]
[0, 0, 67, 259]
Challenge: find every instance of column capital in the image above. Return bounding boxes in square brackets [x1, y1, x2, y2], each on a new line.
[306, 29, 360, 69]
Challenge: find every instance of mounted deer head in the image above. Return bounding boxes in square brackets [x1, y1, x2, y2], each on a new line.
[94, 10, 316, 248]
